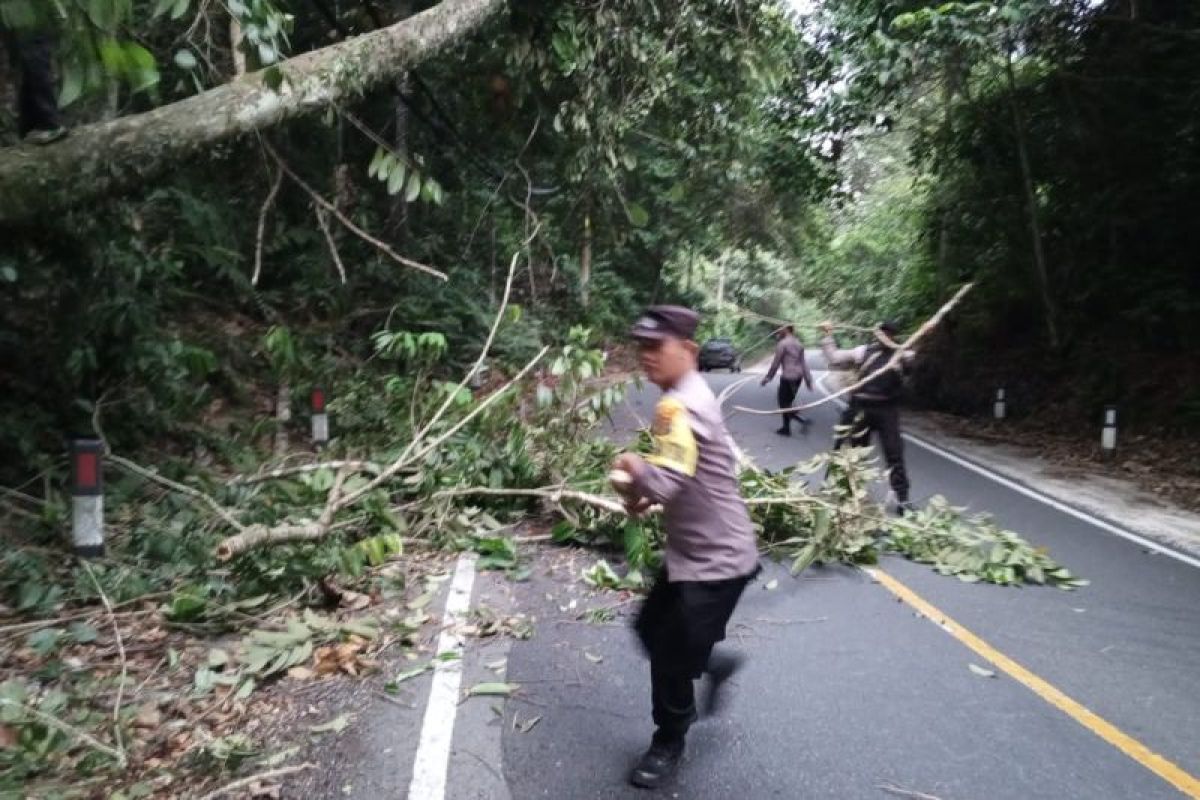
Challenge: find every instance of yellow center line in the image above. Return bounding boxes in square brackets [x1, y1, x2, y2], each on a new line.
[864, 566, 1200, 799]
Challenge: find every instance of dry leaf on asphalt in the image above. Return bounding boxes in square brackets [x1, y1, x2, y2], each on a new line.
[515, 715, 542, 733]
[308, 713, 353, 734]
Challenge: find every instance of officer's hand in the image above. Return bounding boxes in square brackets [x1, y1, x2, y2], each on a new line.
[760, 377, 769, 386]
[612, 452, 644, 479]
[624, 496, 653, 517]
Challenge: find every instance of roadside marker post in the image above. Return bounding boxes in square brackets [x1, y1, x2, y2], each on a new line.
[993, 388, 1007, 420]
[68, 436, 105, 558]
[1101, 405, 1118, 458]
[311, 386, 329, 449]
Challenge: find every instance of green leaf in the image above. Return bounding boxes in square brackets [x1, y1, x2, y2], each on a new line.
[407, 592, 434, 611]
[86, 0, 122, 30]
[68, 621, 100, 644]
[790, 543, 819, 575]
[466, 682, 518, 698]
[405, 172, 422, 203]
[166, 590, 207, 621]
[387, 160, 406, 194]
[27, 628, 63, 656]
[308, 712, 353, 734]
[384, 664, 430, 692]
[173, 49, 198, 70]
[258, 745, 301, 768]
[368, 147, 386, 179]
[263, 65, 284, 91]
[968, 663, 997, 678]
[626, 202, 649, 227]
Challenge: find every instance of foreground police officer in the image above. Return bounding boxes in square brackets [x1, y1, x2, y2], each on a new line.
[610, 305, 760, 790]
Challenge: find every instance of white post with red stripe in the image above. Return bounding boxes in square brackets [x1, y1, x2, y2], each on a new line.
[69, 437, 105, 558]
[311, 386, 329, 449]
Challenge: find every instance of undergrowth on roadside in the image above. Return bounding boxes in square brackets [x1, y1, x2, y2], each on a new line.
[0, 326, 1083, 798]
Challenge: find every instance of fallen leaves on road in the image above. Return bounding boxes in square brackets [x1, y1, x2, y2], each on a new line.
[313, 636, 375, 677]
[460, 606, 533, 640]
[383, 664, 432, 693]
[465, 682, 519, 699]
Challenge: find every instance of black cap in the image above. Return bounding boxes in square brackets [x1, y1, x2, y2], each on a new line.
[630, 305, 700, 341]
[878, 320, 901, 337]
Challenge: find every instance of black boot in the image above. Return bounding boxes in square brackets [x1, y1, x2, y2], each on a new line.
[702, 651, 744, 716]
[629, 732, 685, 789]
[774, 420, 791, 437]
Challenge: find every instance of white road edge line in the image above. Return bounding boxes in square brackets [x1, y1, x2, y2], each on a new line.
[813, 370, 1200, 571]
[408, 552, 478, 800]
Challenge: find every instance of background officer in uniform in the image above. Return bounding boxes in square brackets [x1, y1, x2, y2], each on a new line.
[820, 320, 915, 514]
[611, 305, 760, 790]
[760, 323, 813, 435]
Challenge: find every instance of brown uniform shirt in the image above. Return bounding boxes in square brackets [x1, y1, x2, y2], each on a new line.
[631, 370, 759, 582]
[765, 334, 811, 385]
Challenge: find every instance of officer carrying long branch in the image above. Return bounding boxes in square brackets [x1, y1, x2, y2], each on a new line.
[819, 320, 916, 515]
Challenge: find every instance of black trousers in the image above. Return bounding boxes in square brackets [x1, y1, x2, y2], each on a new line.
[777, 378, 809, 430]
[7, 33, 60, 135]
[834, 401, 909, 503]
[635, 568, 753, 739]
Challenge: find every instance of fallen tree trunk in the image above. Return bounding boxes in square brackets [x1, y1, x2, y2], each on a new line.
[0, 0, 505, 224]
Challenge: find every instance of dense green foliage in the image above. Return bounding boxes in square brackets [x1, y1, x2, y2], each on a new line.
[0, 0, 834, 483]
[796, 0, 1200, 428]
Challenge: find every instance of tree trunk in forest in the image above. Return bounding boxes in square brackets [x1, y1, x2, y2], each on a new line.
[935, 59, 956, 301]
[0, 0, 505, 224]
[387, 75, 412, 240]
[580, 196, 593, 307]
[273, 383, 291, 457]
[489, 216, 498, 305]
[386, 2, 414, 241]
[1004, 48, 1060, 349]
[716, 258, 726, 310]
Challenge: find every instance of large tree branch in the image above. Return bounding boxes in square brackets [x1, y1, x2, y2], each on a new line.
[0, 0, 505, 224]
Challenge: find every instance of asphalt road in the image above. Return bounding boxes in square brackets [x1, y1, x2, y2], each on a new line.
[499, 368, 1200, 800]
